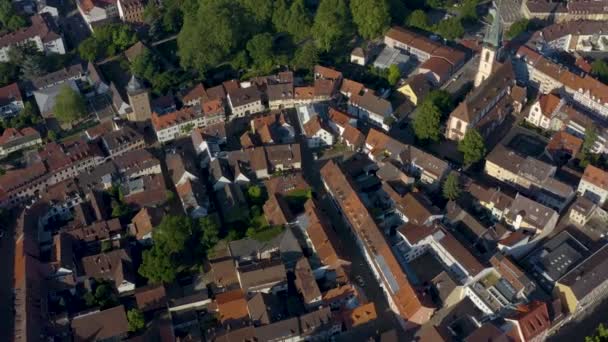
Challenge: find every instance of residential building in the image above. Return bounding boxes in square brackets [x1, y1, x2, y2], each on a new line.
[555, 244, 608, 314]
[237, 258, 288, 294]
[504, 301, 551, 342]
[294, 257, 322, 307]
[265, 143, 302, 172]
[530, 20, 608, 54]
[117, 0, 144, 23]
[100, 125, 145, 157]
[348, 90, 393, 130]
[228, 86, 264, 119]
[485, 144, 575, 211]
[0, 83, 24, 118]
[521, 0, 608, 23]
[384, 26, 466, 71]
[577, 164, 608, 205]
[320, 160, 435, 329]
[129, 206, 163, 241]
[398, 74, 432, 106]
[0, 14, 65, 62]
[77, 0, 119, 30]
[267, 82, 294, 110]
[340, 79, 365, 99]
[350, 47, 367, 66]
[0, 127, 42, 157]
[515, 45, 608, 118]
[303, 115, 335, 147]
[504, 193, 559, 233]
[71, 306, 129, 342]
[152, 106, 206, 143]
[400, 145, 450, 188]
[80, 249, 135, 293]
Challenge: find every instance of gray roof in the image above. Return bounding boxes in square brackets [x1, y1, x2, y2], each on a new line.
[558, 244, 608, 300]
[505, 193, 558, 230]
[33, 80, 79, 117]
[101, 126, 143, 153]
[229, 86, 261, 108]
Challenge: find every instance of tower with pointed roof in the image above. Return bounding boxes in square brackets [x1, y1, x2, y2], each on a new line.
[126, 75, 152, 122]
[474, 0, 503, 88]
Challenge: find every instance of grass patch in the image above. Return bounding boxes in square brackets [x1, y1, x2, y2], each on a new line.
[247, 225, 284, 242]
[285, 188, 312, 214]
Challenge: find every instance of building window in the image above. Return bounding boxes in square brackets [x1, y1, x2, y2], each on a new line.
[485, 51, 491, 62]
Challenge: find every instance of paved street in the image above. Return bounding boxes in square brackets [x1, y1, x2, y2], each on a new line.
[0, 217, 16, 336]
[549, 298, 608, 341]
[287, 110, 410, 339]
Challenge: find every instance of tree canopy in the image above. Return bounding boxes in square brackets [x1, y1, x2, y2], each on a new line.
[413, 101, 442, 142]
[406, 10, 429, 30]
[442, 173, 461, 201]
[127, 309, 145, 332]
[0, 0, 26, 32]
[591, 59, 608, 84]
[387, 64, 401, 86]
[350, 0, 390, 40]
[458, 129, 486, 166]
[53, 85, 86, 124]
[506, 18, 531, 40]
[434, 17, 464, 41]
[78, 24, 137, 61]
[246, 33, 276, 74]
[312, 0, 352, 52]
[586, 323, 608, 342]
[178, 0, 248, 75]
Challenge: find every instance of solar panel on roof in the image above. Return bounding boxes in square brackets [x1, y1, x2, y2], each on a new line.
[375, 255, 399, 294]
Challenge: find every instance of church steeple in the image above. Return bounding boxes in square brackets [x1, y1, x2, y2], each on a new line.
[484, 0, 503, 49]
[474, 0, 503, 88]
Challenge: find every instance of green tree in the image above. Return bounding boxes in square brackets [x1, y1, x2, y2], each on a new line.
[9, 102, 42, 129]
[127, 309, 145, 332]
[350, 0, 390, 39]
[101, 240, 112, 252]
[292, 42, 319, 71]
[312, 0, 351, 52]
[286, 0, 312, 42]
[0, 0, 26, 31]
[53, 85, 86, 124]
[153, 215, 194, 254]
[387, 64, 401, 86]
[246, 33, 275, 73]
[579, 126, 598, 167]
[131, 49, 159, 81]
[272, 0, 290, 33]
[199, 216, 220, 251]
[413, 101, 441, 142]
[20, 55, 45, 79]
[434, 17, 464, 40]
[78, 37, 100, 62]
[506, 18, 530, 40]
[239, 0, 273, 26]
[0, 62, 18, 86]
[138, 245, 178, 283]
[426, 90, 454, 116]
[162, 7, 182, 33]
[93, 281, 119, 309]
[586, 323, 608, 342]
[460, 0, 478, 22]
[178, 0, 247, 75]
[406, 10, 429, 30]
[143, 1, 161, 23]
[247, 185, 265, 204]
[591, 59, 608, 84]
[458, 129, 486, 166]
[442, 173, 461, 201]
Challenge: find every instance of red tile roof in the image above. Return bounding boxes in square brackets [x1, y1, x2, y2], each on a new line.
[0, 82, 22, 105]
[0, 127, 39, 145]
[582, 164, 608, 190]
[507, 301, 551, 342]
[320, 160, 431, 322]
[537, 93, 562, 118]
[152, 107, 202, 130]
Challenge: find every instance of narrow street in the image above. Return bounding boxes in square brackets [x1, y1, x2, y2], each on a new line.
[287, 110, 410, 339]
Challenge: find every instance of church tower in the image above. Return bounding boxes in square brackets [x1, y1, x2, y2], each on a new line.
[126, 75, 152, 122]
[474, 0, 503, 88]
